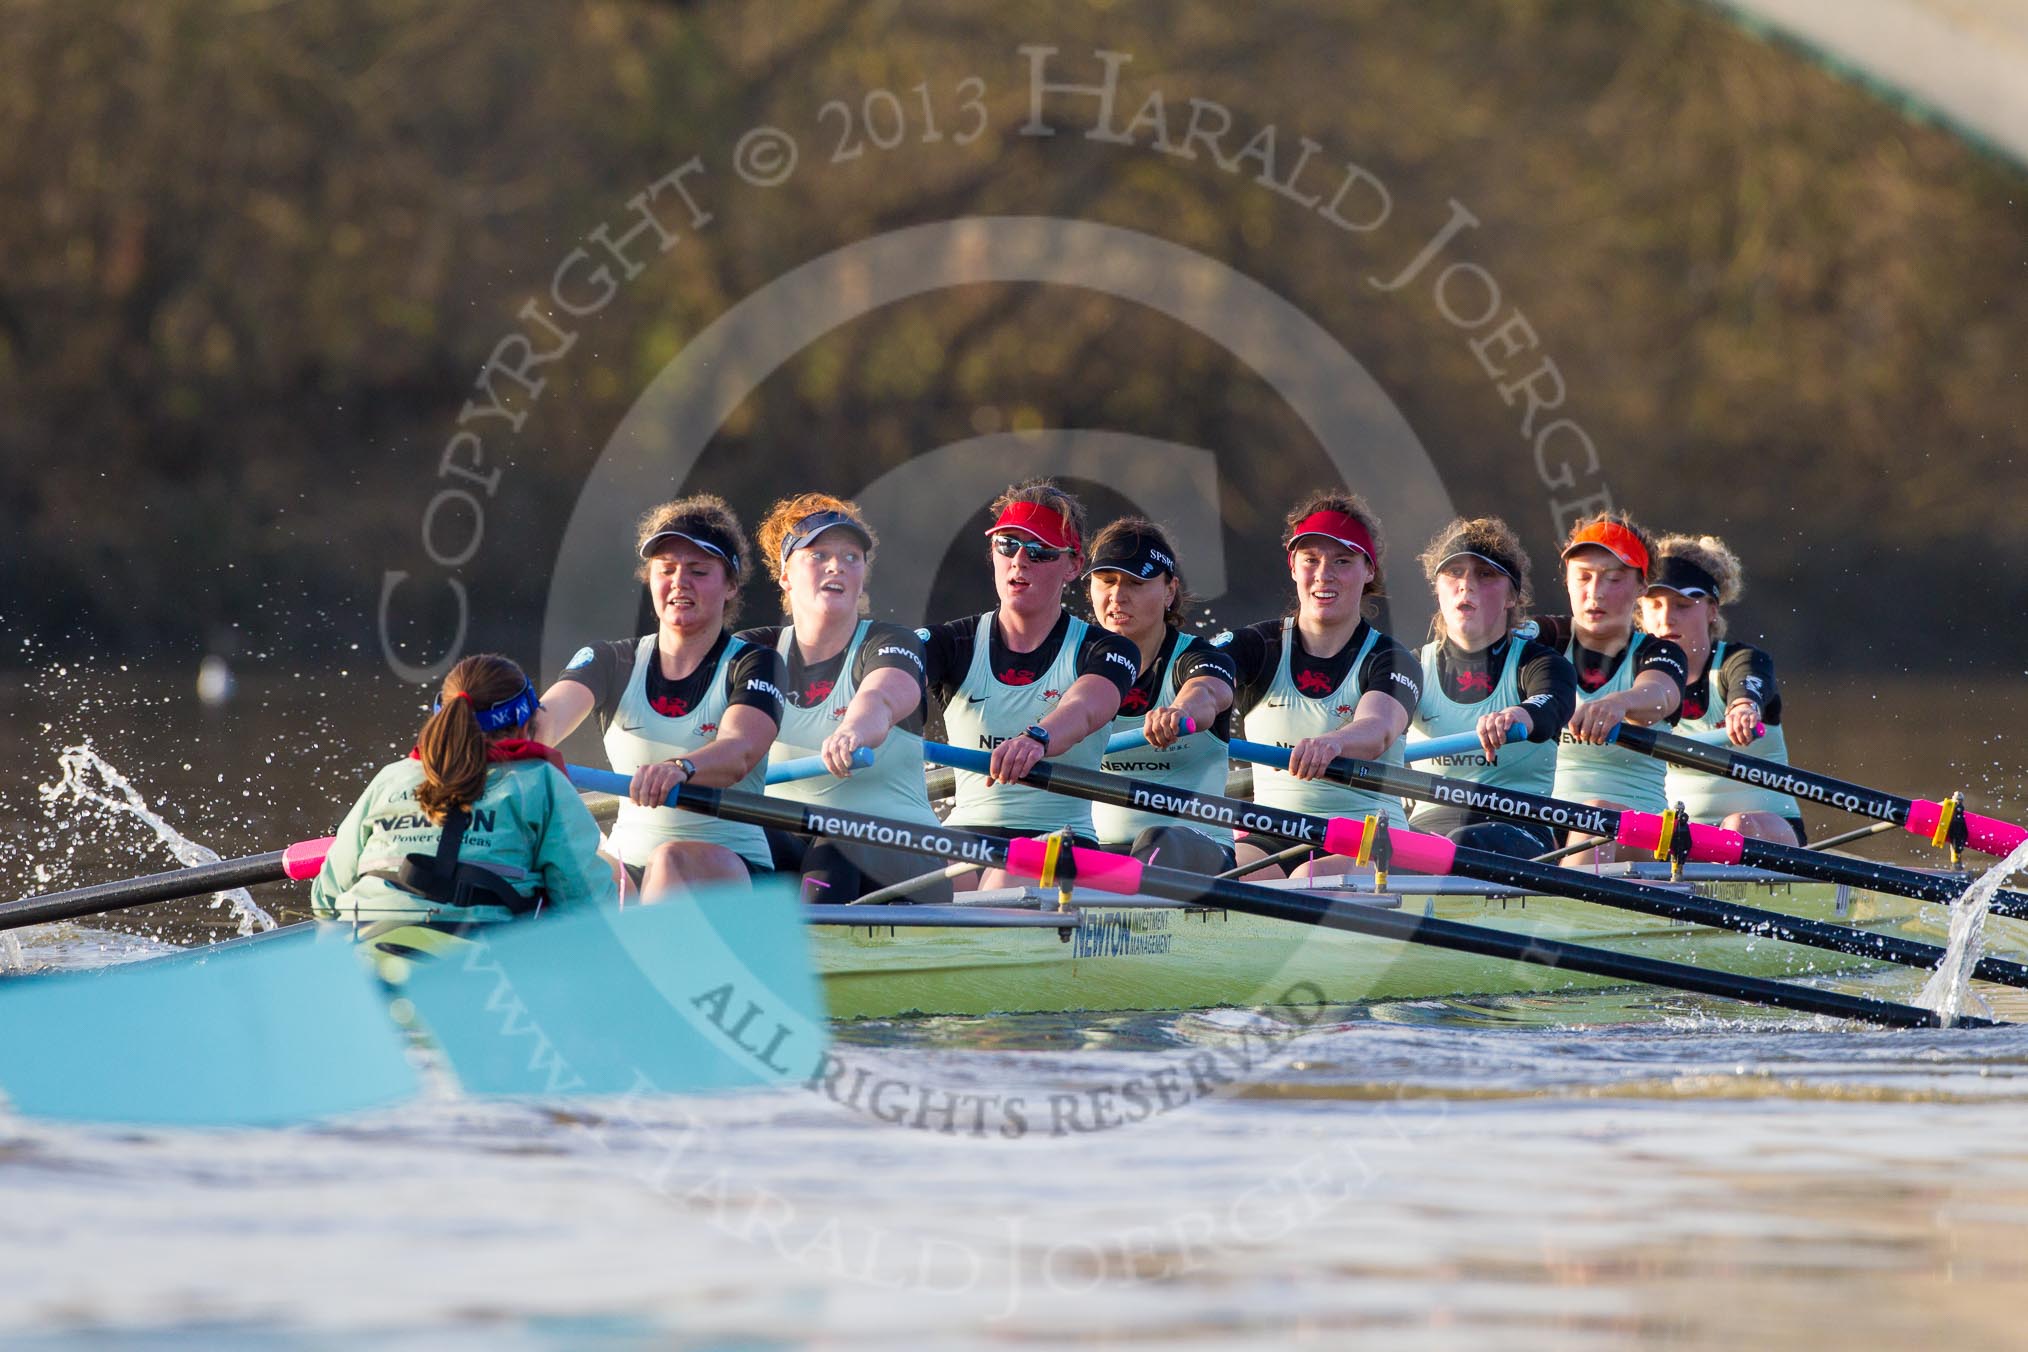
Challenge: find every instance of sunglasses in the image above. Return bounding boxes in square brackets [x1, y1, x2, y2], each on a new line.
[992, 534, 1071, 564]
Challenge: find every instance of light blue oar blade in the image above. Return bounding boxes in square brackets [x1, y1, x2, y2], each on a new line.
[0, 927, 418, 1127]
[399, 880, 828, 1098]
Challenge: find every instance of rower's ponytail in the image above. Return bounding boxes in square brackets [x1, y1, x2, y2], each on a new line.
[416, 654, 529, 824]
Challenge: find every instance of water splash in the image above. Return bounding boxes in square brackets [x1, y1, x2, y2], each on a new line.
[37, 742, 276, 936]
[1916, 836, 2028, 1026]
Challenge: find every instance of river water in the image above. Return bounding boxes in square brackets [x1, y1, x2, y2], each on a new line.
[4, 663, 2028, 1346]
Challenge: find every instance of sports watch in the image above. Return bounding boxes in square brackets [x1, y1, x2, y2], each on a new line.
[1022, 724, 1050, 749]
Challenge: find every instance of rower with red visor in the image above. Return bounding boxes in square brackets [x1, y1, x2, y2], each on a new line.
[920, 478, 1139, 888]
[1217, 491, 1424, 881]
[1529, 511, 1688, 859]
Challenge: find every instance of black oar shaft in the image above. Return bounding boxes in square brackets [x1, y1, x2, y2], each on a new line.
[0, 853, 290, 933]
[988, 756, 2028, 992]
[1612, 725, 1916, 824]
[667, 783, 1972, 1030]
[1132, 861, 1959, 1029]
[1304, 744, 2028, 921]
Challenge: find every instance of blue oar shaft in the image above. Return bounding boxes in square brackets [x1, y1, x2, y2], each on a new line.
[764, 746, 875, 784]
[1403, 732, 1485, 763]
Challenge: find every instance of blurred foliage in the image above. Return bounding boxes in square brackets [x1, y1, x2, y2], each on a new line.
[1, 0, 2023, 671]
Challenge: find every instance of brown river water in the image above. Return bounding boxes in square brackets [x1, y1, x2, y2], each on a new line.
[2, 661, 2027, 1346]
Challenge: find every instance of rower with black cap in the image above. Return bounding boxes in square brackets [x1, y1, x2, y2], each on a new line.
[1216, 490, 1424, 881]
[1529, 510, 1688, 859]
[312, 653, 617, 945]
[1083, 515, 1239, 875]
[738, 492, 949, 902]
[1405, 517, 1578, 858]
[531, 494, 787, 900]
[919, 478, 1138, 888]
[1636, 533, 1806, 844]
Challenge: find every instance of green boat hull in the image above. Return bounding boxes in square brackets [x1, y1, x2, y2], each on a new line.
[816, 876, 1936, 1019]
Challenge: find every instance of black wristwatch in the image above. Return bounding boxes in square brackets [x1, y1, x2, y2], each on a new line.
[1022, 724, 1050, 749]
[674, 757, 698, 781]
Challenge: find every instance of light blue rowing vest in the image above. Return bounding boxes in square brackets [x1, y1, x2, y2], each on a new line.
[1092, 631, 1233, 846]
[604, 634, 772, 870]
[1243, 618, 1406, 825]
[1407, 638, 1557, 826]
[941, 613, 1110, 835]
[766, 621, 938, 826]
[1668, 640, 1801, 821]
[1552, 631, 1669, 813]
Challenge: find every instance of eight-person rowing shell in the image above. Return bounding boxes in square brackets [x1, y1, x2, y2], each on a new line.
[1636, 534, 1807, 844]
[532, 496, 786, 899]
[1531, 512, 1688, 863]
[919, 479, 1137, 889]
[1219, 492, 1422, 881]
[738, 493, 950, 901]
[1083, 515, 1239, 875]
[1405, 517, 1577, 858]
[347, 484, 1825, 904]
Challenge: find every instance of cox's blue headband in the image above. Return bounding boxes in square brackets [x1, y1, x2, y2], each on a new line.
[435, 680, 542, 734]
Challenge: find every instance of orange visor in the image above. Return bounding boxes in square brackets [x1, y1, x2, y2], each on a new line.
[1560, 520, 1649, 576]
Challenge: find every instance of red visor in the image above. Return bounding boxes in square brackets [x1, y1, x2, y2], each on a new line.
[1560, 520, 1650, 575]
[985, 500, 1079, 552]
[1285, 510, 1375, 563]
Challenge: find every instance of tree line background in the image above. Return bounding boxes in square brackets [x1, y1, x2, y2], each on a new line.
[3, 0, 2023, 676]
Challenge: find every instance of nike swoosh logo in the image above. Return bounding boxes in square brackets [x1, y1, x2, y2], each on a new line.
[964, 694, 989, 705]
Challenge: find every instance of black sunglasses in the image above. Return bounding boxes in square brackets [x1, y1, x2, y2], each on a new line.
[992, 534, 1071, 564]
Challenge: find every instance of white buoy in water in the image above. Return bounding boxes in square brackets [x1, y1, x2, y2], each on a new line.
[196, 655, 236, 706]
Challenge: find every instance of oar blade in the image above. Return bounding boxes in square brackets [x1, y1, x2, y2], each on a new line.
[399, 880, 828, 1098]
[0, 928, 419, 1127]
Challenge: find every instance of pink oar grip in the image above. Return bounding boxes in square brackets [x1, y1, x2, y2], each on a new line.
[1615, 813, 1746, 865]
[1906, 801, 2028, 858]
[1004, 838, 1146, 894]
[283, 836, 335, 881]
[1320, 817, 1459, 875]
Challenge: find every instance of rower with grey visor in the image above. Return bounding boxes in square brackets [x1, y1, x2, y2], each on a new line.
[1405, 516, 1578, 858]
[738, 493, 950, 902]
[1083, 515, 1239, 876]
[532, 494, 786, 900]
[1636, 533, 1806, 844]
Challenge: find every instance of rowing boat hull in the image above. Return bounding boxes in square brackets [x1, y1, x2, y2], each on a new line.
[816, 876, 1934, 1019]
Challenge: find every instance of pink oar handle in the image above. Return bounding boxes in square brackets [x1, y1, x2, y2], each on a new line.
[283, 837, 335, 881]
[1003, 838, 1146, 894]
[1905, 801, 2028, 858]
[1615, 813, 1747, 865]
[1320, 817, 1459, 875]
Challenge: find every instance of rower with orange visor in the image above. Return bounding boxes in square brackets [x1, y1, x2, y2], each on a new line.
[1530, 512, 1688, 850]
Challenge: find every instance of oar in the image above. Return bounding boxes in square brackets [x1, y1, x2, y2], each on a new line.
[395, 879, 827, 1097]
[1221, 738, 2028, 922]
[1811, 821, 1900, 852]
[1218, 842, 1317, 879]
[0, 925, 419, 1125]
[928, 741, 2028, 993]
[0, 837, 334, 934]
[764, 747, 875, 785]
[1403, 732, 1486, 763]
[922, 721, 1196, 805]
[562, 764, 1983, 1029]
[1609, 723, 2028, 860]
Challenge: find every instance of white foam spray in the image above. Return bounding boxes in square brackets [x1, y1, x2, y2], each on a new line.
[1916, 836, 2028, 1026]
[38, 743, 277, 936]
